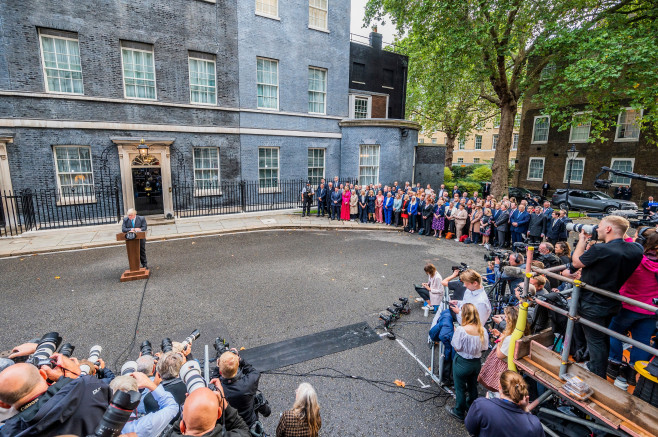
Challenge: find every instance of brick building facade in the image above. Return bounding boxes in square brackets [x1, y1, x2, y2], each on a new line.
[0, 0, 418, 227]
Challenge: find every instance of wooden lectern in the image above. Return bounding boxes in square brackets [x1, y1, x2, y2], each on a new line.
[116, 232, 150, 282]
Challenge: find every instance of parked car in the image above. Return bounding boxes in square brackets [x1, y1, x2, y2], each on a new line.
[551, 189, 638, 213]
[508, 187, 545, 203]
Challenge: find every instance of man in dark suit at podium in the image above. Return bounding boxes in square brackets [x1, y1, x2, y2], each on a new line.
[122, 208, 148, 269]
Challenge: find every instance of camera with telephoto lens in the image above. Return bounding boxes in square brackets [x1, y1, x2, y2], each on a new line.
[213, 337, 230, 359]
[566, 223, 598, 240]
[90, 389, 141, 437]
[27, 332, 62, 368]
[253, 391, 272, 417]
[180, 360, 207, 393]
[451, 262, 470, 273]
[483, 248, 511, 263]
[120, 361, 138, 376]
[80, 345, 103, 376]
[180, 329, 200, 350]
[161, 338, 173, 353]
[140, 340, 153, 357]
[59, 343, 75, 358]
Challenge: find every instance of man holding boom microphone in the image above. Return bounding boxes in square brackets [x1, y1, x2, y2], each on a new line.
[571, 216, 644, 378]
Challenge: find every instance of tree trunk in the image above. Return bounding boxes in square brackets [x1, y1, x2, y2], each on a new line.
[491, 102, 517, 199]
[445, 134, 456, 167]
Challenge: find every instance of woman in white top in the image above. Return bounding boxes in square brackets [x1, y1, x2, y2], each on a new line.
[447, 303, 489, 421]
[414, 263, 444, 311]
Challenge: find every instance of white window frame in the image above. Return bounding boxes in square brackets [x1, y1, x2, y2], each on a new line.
[121, 46, 157, 101]
[258, 147, 280, 193]
[512, 133, 519, 150]
[569, 112, 591, 143]
[419, 138, 424, 143]
[563, 157, 586, 184]
[431, 138, 437, 144]
[309, 0, 328, 32]
[53, 145, 96, 204]
[458, 137, 465, 150]
[188, 57, 217, 106]
[308, 67, 327, 115]
[473, 158, 480, 164]
[531, 115, 550, 144]
[193, 147, 221, 196]
[540, 62, 556, 81]
[255, 0, 279, 20]
[349, 94, 372, 119]
[475, 135, 482, 150]
[358, 144, 380, 186]
[457, 157, 464, 164]
[609, 158, 635, 186]
[39, 33, 84, 95]
[527, 157, 545, 181]
[307, 148, 325, 185]
[614, 108, 643, 142]
[256, 57, 279, 110]
[492, 134, 498, 150]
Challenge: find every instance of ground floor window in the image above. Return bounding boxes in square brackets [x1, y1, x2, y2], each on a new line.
[193, 147, 220, 194]
[359, 144, 379, 186]
[610, 158, 634, 185]
[307, 148, 325, 186]
[53, 145, 94, 197]
[258, 147, 279, 190]
[527, 157, 545, 181]
[563, 158, 585, 184]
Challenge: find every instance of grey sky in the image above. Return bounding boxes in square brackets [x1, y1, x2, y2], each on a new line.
[350, 0, 398, 43]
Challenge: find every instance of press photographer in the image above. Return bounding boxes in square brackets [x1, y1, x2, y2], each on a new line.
[143, 351, 187, 415]
[571, 215, 644, 378]
[492, 251, 525, 293]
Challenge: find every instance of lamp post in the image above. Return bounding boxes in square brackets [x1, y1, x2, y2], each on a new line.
[137, 138, 149, 157]
[565, 145, 579, 212]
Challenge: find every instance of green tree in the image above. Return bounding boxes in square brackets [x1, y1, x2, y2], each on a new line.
[365, 0, 643, 197]
[471, 165, 493, 182]
[397, 36, 496, 166]
[443, 166, 453, 183]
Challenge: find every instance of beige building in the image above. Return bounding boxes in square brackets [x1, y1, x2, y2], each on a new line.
[418, 116, 519, 166]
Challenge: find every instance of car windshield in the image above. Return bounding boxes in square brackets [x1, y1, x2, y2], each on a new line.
[592, 191, 612, 199]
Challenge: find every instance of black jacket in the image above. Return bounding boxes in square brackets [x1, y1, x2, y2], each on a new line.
[122, 215, 148, 233]
[495, 211, 510, 232]
[163, 404, 250, 437]
[219, 359, 260, 427]
[144, 378, 187, 417]
[545, 218, 565, 241]
[527, 214, 546, 237]
[0, 376, 111, 437]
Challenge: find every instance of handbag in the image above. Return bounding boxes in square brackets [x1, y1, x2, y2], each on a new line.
[478, 346, 509, 392]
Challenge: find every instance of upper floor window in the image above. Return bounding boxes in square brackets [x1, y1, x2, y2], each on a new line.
[615, 108, 642, 141]
[610, 158, 634, 185]
[458, 137, 465, 150]
[514, 113, 520, 129]
[257, 58, 278, 110]
[189, 56, 217, 105]
[256, 0, 278, 19]
[475, 135, 482, 150]
[512, 133, 519, 150]
[475, 121, 484, 130]
[53, 146, 94, 198]
[309, 0, 328, 31]
[308, 67, 327, 114]
[431, 138, 437, 144]
[569, 113, 591, 143]
[352, 62, 365, 84]
[419, 138, 425, 143]
[121, 43, 156, 100]
[492, 134, 498, 150]
[39, 32, 84, 95]
[493, 115, 501, 128]
[540, 62, 556, 81]
[350, 95, 371, 119]
[531, 115, 550, 144]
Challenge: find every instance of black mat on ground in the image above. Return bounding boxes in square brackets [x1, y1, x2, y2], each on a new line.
[240, 322, 381, 372]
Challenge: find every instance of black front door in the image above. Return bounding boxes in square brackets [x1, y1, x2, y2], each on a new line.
[132, 167, 163, 215]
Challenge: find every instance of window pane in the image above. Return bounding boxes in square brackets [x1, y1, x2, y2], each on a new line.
[189, 58, 217, 105]
[122, 48, 156, 100]
[610, 160, 633, 185]
[358, 145, 379, 185]
[54, 146, 94, 195]
[533, 116, 550, 142]
[528, 158, 544, 180]
[309, 0, 328, 29]
[256, 0, 278, 16]
[257, 58, 278, 109]
[564, 159, 584, 183]
[41, 36, 84, 94]
[258, 148, 279, 188]
[569, 117, 591, 142]
[307, 148, 325, 185]
[308, 68, 326, 113]
[616, 109, 641, 140]
[475, 135, 482, 150]
[193, 147, 221, 190]
[354, 97, 368, 119]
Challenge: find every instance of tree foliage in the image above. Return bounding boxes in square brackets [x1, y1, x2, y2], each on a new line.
[471, 165, 493, 182]
[365, 0, 653, 196]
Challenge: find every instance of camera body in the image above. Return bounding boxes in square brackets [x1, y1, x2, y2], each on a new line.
[483, 249, 510, 264]
[91, 389, 141, 437]
[451, 262, 470, 273]
[214, 337, 230, 359]
[27, 332, 62, 368]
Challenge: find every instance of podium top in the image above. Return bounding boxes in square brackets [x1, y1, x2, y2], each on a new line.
[116, 231, 147, 241]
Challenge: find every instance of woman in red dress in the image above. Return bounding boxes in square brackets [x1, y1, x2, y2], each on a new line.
[401, 194, 410, 229]
[375, 190, 384, 223]
[341, 187, 351, 220]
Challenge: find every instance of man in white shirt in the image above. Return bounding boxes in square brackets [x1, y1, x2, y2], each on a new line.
[442, 268, 491, 325]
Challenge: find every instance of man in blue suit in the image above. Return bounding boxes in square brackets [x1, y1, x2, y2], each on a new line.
[122, 208, 148, 269]
[316, 183, 327, 217]
[545, 210, 566, 245]
[510, 204, 530, 244]
[330, 186, 341, 220]
[542, 201, 553, 221]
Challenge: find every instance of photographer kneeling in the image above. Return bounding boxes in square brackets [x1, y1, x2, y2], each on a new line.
[571, 216, 644, 378]
[214, 349, 269, 434]
[110, 372, 178, 437]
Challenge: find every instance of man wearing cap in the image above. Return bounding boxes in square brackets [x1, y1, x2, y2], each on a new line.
[301, 182, 314, 217]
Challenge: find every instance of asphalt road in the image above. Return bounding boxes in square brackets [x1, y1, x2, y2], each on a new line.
[0, 229, 491, 436]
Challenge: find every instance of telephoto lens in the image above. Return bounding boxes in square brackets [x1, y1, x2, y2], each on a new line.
[120, 361, 138, 376]
[92, 389, 141, 437]
[80, 345, 103, 376]
[59, 343, 75, 358]
[180, 329, 200, 349]
[161, 338, 173, 353]
[180, 360, 207, 393]
[27, 332, 62, 367]
[140, 340, 153, 357]
[213, 337, 230, 358]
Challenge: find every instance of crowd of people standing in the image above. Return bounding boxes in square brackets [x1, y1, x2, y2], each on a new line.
[306, 177, 569, 250]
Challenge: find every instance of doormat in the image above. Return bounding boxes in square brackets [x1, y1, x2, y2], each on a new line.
[239, 322, 380, 372]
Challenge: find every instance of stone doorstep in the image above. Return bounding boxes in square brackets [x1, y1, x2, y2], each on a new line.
[0, 223, 398, 257]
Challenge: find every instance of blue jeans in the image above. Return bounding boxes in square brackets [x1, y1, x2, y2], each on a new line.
[608, 308, 657, 365]
[384, 208, 392, 224]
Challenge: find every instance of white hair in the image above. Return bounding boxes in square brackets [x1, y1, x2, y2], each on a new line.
[136, 355, 155, 376]
[110, 375, 138, 393]
[127, 208, 137, 216]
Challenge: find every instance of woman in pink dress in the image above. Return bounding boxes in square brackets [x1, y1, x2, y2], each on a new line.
[375, 190, 384, 223]
[341, 188, 351, 220]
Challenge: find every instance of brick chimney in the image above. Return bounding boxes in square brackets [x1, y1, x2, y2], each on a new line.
[369, 27, 382, 51]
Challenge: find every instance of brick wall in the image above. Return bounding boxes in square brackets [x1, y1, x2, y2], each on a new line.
[371, 95, 387, 118]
